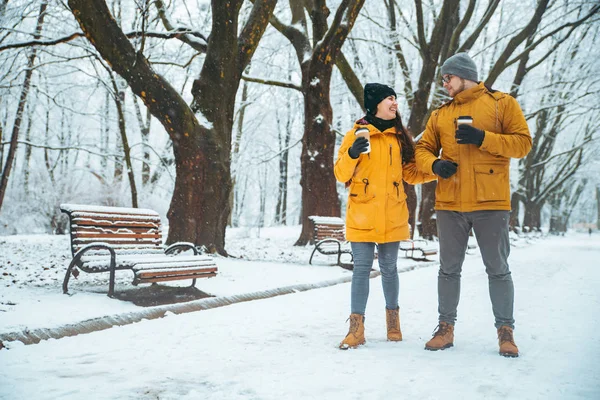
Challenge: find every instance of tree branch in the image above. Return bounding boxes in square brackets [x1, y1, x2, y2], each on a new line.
[238, 0, 278, 72]
[241, 74, 302, 91]
[457, 0, 501, 53]
[154, 0, 208, 53]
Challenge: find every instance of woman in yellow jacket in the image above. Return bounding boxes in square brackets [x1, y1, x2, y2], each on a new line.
[334, 83, 436, 349]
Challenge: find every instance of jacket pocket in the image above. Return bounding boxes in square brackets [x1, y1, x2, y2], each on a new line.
[387, 192, 408, 229]
[435, 176, 457, 203]
[348, 180, 375, 204]
[347, 180, 376, 230]
[473, 164, 509, 202]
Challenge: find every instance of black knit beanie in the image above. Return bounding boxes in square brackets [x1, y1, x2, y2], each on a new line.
[364, 83, 396, 115]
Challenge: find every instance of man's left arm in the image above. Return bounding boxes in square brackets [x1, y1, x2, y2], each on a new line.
[479, 96, 532, 159]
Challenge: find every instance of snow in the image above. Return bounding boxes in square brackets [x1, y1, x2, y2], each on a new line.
[308, 216, 344, 224]
[1, 227, 599, 399]
[195, 110, 214, 130]
[60, 203, 159, 216]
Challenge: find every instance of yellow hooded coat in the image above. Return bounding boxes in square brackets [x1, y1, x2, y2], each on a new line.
[334, 120, 436, 243]
[415, 82, 532, 211]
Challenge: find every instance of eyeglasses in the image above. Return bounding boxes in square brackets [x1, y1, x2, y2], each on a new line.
[441, 74, 453, 84]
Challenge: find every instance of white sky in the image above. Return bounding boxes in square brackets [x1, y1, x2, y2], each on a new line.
[1, 227, 599, 399]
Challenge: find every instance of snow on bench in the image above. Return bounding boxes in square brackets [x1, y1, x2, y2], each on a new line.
[399, 239, 438, 261]
[60, 204, 217, 297]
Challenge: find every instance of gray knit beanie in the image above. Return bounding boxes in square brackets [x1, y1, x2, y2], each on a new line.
[440, 53, 478, 82]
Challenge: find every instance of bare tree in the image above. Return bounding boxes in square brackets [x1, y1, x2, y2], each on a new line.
[267, 0, 366, 245]
[0, 1, 48, 211]
[67, 0, 277, 254]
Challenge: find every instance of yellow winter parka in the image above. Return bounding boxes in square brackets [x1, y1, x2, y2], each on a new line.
[334, 120, 437, 243]
[415, 82, 532, 212]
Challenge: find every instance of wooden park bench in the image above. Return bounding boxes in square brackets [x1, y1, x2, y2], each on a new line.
[60, 204, 217, 297]
[308, 216, 353, 267]
[399, 239, 438, 261]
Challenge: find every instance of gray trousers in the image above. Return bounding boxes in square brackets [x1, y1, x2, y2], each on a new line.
[350, 242, 400, 315]
[436, 210, 515, 329]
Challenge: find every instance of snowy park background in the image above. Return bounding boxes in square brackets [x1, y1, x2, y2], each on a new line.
[1, 1, 600, 399]
[1, 226, 600, 399]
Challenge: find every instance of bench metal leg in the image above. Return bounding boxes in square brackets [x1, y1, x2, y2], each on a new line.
[309, 247, 318, 265]
[63, 259, 79, 294]
[108, 265, 116, 298]
[190, 278, 197, 287]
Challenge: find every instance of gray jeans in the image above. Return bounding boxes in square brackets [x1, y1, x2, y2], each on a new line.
[436, 210, 515, 329]
[350, 241, 400, 315]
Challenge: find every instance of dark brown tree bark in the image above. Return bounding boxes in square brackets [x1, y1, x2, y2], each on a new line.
[268, 0, 365, 245]
[405, 0, 459, 239]
[68, 0, 277, 254]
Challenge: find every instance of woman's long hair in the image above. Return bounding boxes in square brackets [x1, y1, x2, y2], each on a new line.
[394, 113, 415, 164]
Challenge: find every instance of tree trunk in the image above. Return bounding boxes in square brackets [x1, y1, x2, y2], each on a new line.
[0, 1, 47, 211]
[275, 99, 292, 225]
[597, 186, 600, 229]
[295, 62, 340, 245]
[133, 96, 152, 186]
[509, 191, 522, 230]
[522, 201, 542, 230]
[68, 0, 276, 254]
[408, 0, 459, 239]
[22, 107, 33, 194]
[418, 181, 437, 239]
[293, 0, 365, 245]
[230, 76, 250, 227]
[110, 73, 138, 208]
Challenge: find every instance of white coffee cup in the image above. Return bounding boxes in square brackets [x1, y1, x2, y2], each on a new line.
[457, 116, 473, 127]
[355, 128, 371, 154]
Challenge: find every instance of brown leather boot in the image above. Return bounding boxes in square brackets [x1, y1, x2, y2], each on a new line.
[424, 322, 454, 351]
[386, 307, 403, 341]
[339, 313, 365, 350]
[498, 326, 519, 357]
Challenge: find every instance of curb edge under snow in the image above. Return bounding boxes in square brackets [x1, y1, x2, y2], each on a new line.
[0, 261, 437, 348]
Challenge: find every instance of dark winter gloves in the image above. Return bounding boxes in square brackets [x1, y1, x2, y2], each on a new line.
[348, 137, 369, 159]
[456, 124, 485, 146]
[432, 159, 458, 179]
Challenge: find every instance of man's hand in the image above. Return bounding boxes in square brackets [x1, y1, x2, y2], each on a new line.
[456, 124, 485, 146]
[432, 159, 458, 179]
[348, 137, 369, 159]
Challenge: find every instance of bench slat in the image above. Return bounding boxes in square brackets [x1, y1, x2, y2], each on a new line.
[81, 255, 211, 270]
[73, 225, 160, 233]
[73, 232, 161, 240]
[72, 219, 160, 229]
[134, 272, 217, 284]
[73, 238, 162, 245]
[136, 266, 217, 278]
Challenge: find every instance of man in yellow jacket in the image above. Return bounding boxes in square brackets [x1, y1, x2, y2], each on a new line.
[415, 53, 532, 357]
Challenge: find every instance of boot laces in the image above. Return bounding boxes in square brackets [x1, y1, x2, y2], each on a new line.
[498, 327, 515, 345]
[386, 309, 398, 327]
[348, 316, 361, 334]
[431, 323, 451, 337]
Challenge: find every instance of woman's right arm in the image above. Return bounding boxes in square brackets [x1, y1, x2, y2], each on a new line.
[334, 130, 359, 183]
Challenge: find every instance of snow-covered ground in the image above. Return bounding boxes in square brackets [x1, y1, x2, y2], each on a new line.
[0, 227, 599, 399]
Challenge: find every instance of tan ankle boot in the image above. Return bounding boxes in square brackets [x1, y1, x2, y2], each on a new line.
[424, 322, 454, 351]
[339, 313, 365, 350]
[386, 307, 402, 341]
[498, 326, 519, 357]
